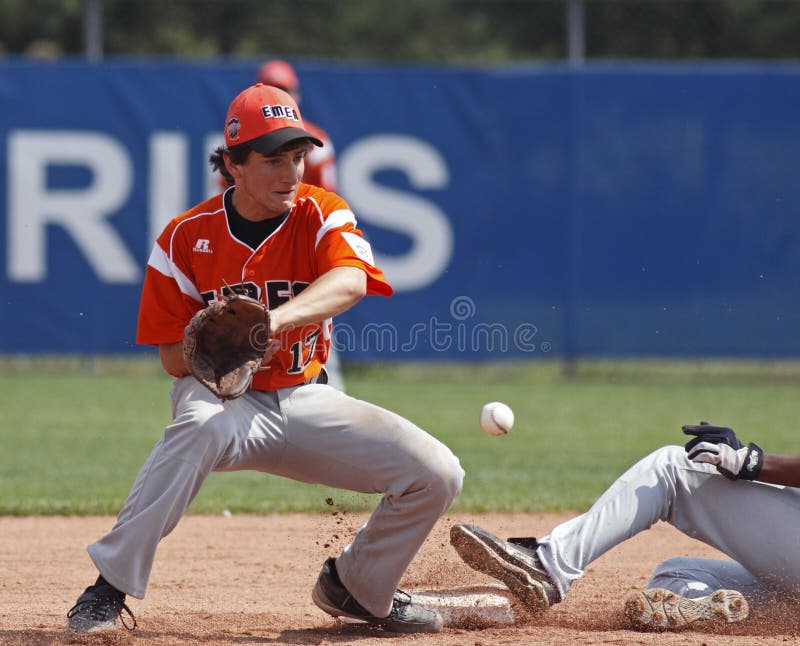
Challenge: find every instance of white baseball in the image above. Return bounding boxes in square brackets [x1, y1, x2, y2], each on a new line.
[480, 402, 514, 436]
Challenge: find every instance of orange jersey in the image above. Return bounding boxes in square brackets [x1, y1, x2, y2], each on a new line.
[302, 120, 337, 192]
[137, 184, 392, 390]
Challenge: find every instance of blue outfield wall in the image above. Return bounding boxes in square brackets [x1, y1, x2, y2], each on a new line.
[1, 60, 799, 359]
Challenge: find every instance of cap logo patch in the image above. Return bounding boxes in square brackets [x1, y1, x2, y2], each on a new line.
[227, 116, 241, 140]
[261, 104, 300, 122]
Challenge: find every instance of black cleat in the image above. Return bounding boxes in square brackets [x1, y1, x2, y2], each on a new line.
[312, 557, 443, 633]
[450, 523, 559, 613]
[67, 578, 136, 634]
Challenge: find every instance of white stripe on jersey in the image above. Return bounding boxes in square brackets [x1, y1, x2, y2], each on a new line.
[147, 242, 203, 303]
[314, 209, 357, 249]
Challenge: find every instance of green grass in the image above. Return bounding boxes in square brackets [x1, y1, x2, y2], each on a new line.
[2, 358, 799, 515]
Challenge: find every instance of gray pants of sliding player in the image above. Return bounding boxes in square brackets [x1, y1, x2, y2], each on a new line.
[536, 445, 800, 607]
[87, 377, 464, 617]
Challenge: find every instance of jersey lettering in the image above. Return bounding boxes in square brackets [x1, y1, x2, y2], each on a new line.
[266, 280, 310, 309]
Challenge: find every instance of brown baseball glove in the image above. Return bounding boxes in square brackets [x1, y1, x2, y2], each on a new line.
[183, 291, 271, 400]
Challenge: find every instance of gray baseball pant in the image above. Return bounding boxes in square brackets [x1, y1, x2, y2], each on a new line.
[87, 377, 464, 617]
[536, 445, 800, 606]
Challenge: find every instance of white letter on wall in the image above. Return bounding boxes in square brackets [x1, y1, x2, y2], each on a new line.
[339, 135, 453, 292]
[8, 130, 138, 283]
[148, 133, 189, 248]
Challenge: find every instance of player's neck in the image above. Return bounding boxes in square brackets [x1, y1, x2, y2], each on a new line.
[231, 186, 289, 222]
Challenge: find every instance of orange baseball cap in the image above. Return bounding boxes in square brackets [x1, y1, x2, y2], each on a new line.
[256, 60, 299, 92]
[224, 84, 322, 155]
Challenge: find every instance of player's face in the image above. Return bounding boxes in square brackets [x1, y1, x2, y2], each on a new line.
[229, 145, 308, 220]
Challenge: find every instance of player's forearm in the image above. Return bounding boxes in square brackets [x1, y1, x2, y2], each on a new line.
[159, 341, 190, 378]
[269, 266, 366, 335]
[757, 454, 800, 487]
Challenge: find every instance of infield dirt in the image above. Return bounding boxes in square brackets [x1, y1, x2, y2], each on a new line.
[1, 513, 797, 645]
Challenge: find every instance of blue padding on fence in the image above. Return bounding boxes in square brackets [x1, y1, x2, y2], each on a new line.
[1, 61, 798, 358]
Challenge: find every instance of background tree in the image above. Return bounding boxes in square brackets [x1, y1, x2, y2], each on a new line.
[1, 0, 800, 62]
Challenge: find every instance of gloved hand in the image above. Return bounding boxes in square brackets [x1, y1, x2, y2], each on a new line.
[682, 421, 743, 452]
[682, 421, 763, 481]
[183, 291, 271, 400]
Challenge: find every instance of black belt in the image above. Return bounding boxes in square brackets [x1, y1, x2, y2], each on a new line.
[304, 368, 329, 385]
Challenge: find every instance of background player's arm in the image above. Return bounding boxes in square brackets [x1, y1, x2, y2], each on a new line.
[270, 265, 366, 335]
[159, 342, 190, 378]
[757, 454, 800, 487]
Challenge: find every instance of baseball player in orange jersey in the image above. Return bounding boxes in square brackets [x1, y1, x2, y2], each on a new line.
[66, 83, 464, 636]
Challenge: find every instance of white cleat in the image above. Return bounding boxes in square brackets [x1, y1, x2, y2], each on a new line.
[625, 587, 749, 630]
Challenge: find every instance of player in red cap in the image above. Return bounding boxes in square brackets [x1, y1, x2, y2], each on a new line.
[66, 83, 463, 637]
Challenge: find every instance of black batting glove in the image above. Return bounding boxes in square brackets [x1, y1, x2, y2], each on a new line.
[682, 421, 743, 453]
[682, 421, 763, 481]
